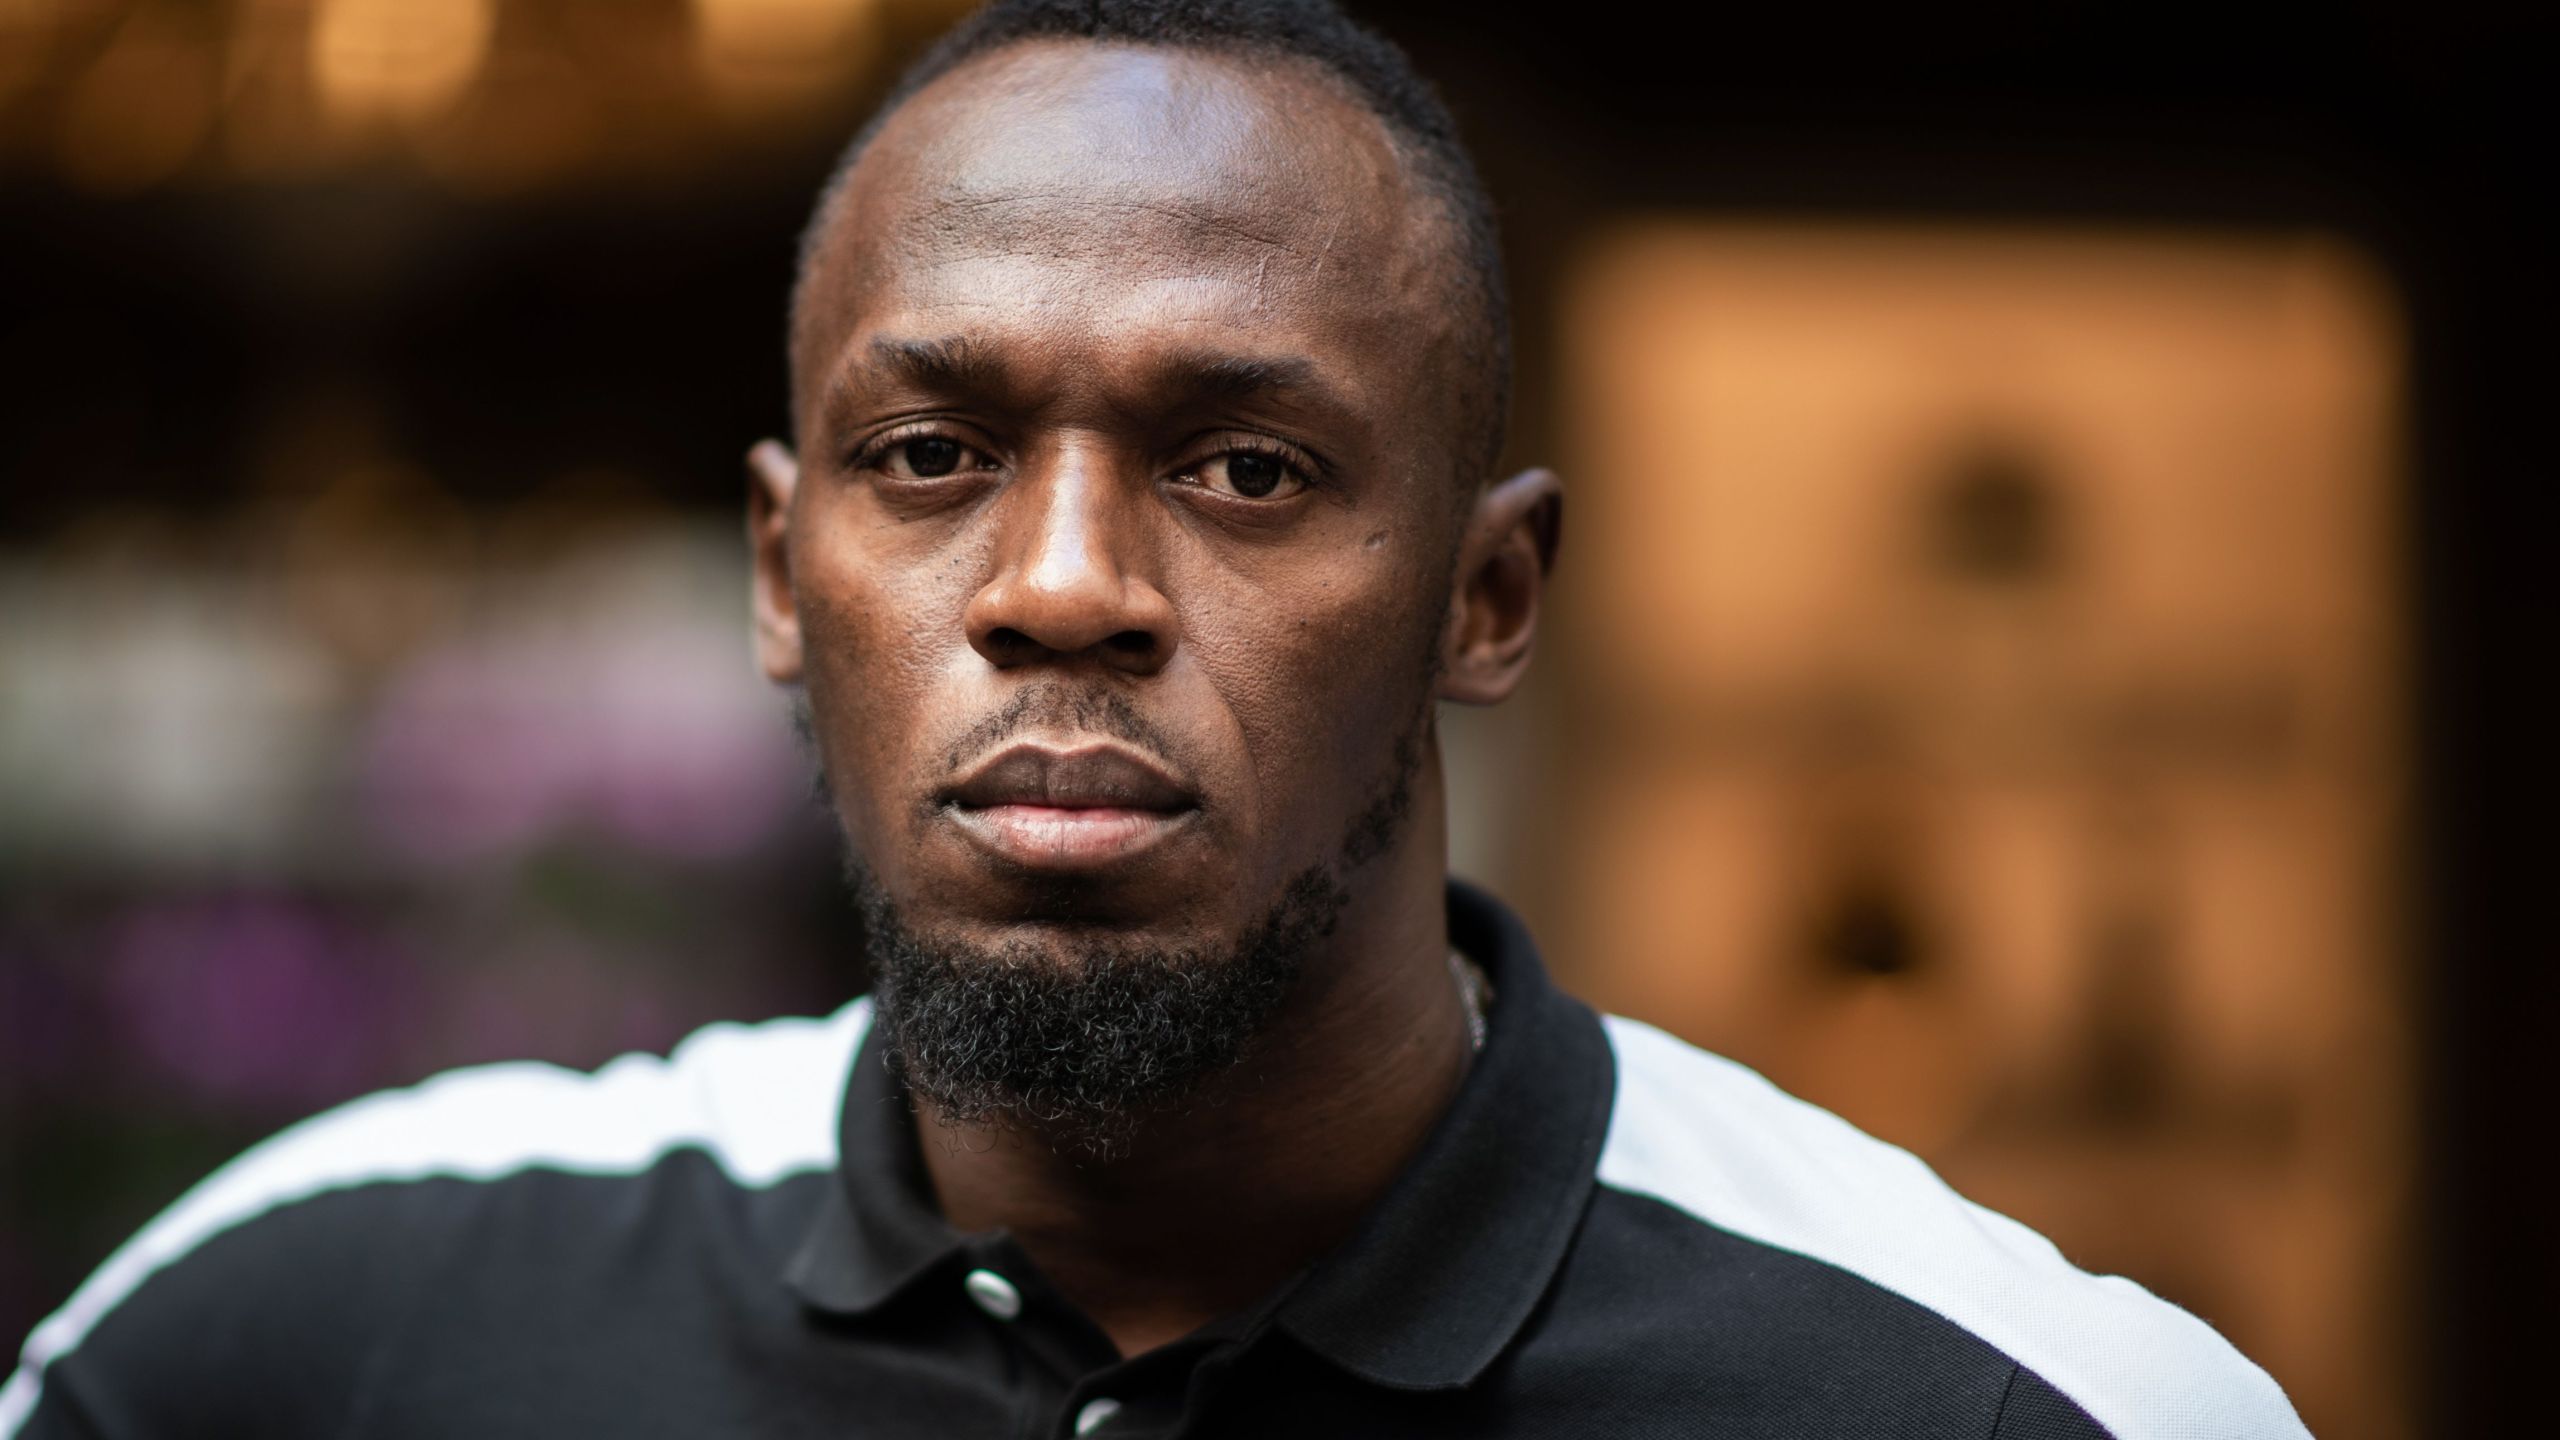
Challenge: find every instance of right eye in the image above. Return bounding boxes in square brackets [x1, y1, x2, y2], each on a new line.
[870, 434, 989, 480]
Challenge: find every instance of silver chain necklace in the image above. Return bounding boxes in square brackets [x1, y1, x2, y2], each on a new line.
[1446, 949, 1492, 1054]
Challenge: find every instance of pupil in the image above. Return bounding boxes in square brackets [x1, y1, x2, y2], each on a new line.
[907, 437, 960, 477]
[1229, 453, 1282, 496]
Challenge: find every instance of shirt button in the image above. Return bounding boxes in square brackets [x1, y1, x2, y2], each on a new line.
[1074, 1397, 1123, 1434]
[962, 1268, 1022, 1320]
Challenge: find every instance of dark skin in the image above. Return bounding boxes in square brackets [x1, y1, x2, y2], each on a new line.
[747, 41, 1560, 1358]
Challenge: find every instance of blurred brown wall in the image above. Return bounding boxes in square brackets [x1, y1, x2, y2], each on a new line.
[1536, 223, 2406, 1438]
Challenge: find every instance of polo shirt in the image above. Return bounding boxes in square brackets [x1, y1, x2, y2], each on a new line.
[4, 882, 2307, 1439]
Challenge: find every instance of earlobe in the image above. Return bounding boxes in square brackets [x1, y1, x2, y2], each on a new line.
[746, 440, 806, 684]
[1439, 467, 1563, 707]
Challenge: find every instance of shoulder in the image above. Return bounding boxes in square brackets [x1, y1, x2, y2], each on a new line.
[1591, 1015, 2308, 1440]
[1, 1001, 870, 1439]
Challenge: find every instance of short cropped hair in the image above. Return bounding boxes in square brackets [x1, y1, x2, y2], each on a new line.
[792, 0, 1511, 484]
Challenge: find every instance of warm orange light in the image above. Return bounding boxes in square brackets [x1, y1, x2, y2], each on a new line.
[309, 0, 493, 126]
[1, 0, 65, 106]
[689, 0, 878, 114]
[56, 4, 217, 192]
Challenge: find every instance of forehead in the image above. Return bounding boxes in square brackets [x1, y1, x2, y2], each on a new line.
[792, 41, 1452, 415]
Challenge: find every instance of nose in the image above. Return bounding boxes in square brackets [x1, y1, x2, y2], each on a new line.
[963, 459, 1177, 675]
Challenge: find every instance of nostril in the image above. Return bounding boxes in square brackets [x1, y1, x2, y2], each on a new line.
[965, 609, 1169, 671]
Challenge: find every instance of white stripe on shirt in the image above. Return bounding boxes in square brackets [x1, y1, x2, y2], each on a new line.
[1595, 1014, 2309, 1440]
[0, 1001, 868, 1439]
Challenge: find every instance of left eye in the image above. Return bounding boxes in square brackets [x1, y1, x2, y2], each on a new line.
[1192, 451, 1307, 500]
[875, 435, 989, 480]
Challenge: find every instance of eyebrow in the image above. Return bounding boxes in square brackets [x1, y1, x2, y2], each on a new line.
[863, 334, 1007, 395]
[829, 335, 1351, 420]
[1153, 349, 1324, 406]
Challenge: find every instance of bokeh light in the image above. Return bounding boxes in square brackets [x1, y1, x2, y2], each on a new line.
[309, 0, 494, 126]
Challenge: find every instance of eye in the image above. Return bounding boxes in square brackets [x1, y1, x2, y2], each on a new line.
[868, 433, 991, 481]
[1189, 448, 1309, 500]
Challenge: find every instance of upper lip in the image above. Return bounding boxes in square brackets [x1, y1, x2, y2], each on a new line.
[943, 742, 1198, 813]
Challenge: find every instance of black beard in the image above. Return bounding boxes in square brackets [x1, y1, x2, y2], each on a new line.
[845, 693, 1431, 1158]
[851, 861, 1347, 1158]
[810, 588, 1447, 1159]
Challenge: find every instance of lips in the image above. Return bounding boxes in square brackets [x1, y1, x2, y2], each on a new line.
[939, 742, 1200, 870]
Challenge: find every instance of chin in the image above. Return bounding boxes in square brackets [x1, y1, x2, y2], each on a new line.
[883, 814, 1252, 933]
[909, 885, 1249, 961]
[851, 853, 1350, 1150]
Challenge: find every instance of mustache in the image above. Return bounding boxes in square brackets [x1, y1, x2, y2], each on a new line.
[936, 683, 1189, 778]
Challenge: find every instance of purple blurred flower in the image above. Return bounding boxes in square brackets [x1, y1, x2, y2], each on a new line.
[357, 626, 805, 866]
[101, 896, 411, 1112]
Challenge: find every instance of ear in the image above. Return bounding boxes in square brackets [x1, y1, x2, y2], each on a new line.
[746, 439, 805, 684]
[1439, 467, 1563, 706]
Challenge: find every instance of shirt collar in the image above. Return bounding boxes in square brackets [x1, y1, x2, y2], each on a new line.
[781, 993, 956, 1315]
[783, 879, 1615, 1390]
[1268, 879, 1615, 1389]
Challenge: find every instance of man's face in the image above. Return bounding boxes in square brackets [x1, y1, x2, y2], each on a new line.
[764, 42, 1473, 977]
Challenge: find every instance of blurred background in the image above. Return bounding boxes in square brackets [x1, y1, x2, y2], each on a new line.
[0, 2, 2548, 1436]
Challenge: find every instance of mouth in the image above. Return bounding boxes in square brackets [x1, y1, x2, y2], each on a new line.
[937, 741, 1201, 871]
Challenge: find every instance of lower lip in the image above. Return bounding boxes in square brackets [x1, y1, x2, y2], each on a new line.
[946, 804, 1195, 870]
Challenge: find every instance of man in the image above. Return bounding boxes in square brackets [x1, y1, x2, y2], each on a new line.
[5, 2, 2309, 1436]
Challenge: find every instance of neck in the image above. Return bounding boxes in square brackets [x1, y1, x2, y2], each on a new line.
[910, 763, 1474, 1358]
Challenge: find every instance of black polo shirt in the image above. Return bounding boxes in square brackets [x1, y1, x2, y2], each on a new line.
[5, 883, 2306, 1439]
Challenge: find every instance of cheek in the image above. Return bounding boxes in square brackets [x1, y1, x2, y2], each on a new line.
[1187, 548, 1442, 844]
[790, 522, 977, 842]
